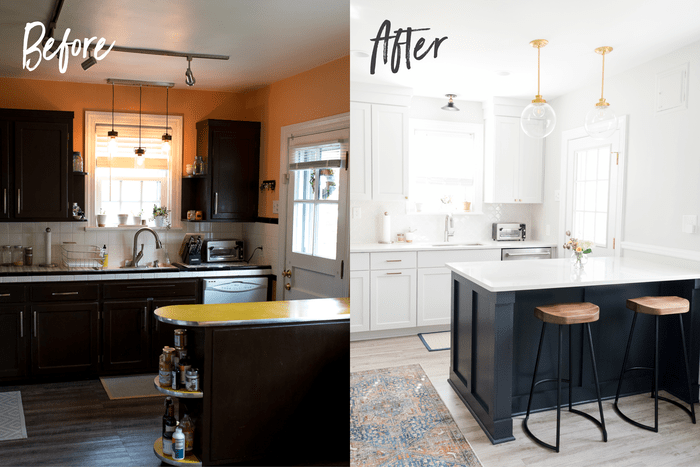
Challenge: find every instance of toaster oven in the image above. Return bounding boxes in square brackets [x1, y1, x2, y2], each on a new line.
[492, 223, 526, 241]
[203, 239, 245, 262]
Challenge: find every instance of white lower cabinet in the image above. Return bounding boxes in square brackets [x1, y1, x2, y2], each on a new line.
[350, 270, 370, 332]
[416, 267, 452, 326]
[370, 269, 417, 331]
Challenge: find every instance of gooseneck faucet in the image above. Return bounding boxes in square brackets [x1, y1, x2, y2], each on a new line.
[131, 227, 163, 267]
[444, 214, 455, 242]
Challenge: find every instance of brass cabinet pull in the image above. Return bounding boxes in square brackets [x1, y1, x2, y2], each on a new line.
[19, 311, 23, 338]
[33, 311, 37, 337]
[215, 192, 219, 215]
[52, 291, 79, 296]
[0, 293, 11, 297]
[386, 272, 402, 275]
[385, 259, 402, 262]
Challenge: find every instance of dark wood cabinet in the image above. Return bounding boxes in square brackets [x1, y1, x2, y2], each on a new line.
[150, 297, 197, 370]
[30, 302, 99, 375]
[102, 300, 151, 372]
[0, 306, 28, 379]
[0, 108, 75, 221]
[182, 120, 260, 222]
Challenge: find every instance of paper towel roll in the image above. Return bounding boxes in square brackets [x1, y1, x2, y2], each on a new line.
[380, 212, 391, 244]
[45, 228, 52, 266]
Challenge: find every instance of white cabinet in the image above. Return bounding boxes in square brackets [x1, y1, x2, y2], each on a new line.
[350, 253, 370, 333]
[484, 99, 544, 204]
[370, 268, 417, 331]
[417, 267, 451, 326]
[349, 101, 409, 202]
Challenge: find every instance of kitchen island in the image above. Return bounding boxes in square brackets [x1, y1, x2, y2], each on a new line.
[446, 256, 700, 444]
[153, 298, 349, 466]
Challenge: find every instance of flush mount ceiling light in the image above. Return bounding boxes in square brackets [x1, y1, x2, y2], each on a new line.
[441, 94, 460, 111]
[584, 46, 617, 140]
[81, 49, 96, 70]
[135, 86, 145, 166]
[185, 57, 195, 87]
[520, 39, 557, 139]
[162, 87, 172, 154]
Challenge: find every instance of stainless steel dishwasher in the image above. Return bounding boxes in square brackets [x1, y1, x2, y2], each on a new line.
[501, 247, 553, 261]
[202, 275, 270, 304]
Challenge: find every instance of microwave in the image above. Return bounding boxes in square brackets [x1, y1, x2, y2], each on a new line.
[492, 223, 526, 241]
[203, 239, 245, 262]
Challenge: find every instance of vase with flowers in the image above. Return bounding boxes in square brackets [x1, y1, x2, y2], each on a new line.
[562, 230, 592, 269]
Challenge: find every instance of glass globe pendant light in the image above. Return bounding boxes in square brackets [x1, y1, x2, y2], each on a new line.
[520, 39, 557, 139]
[161, 86, 172, 154]
[584, 46, 617, 139]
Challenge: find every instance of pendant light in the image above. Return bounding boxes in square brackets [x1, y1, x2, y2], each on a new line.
[441, 94, 460, 111]
[584, 46, 617, 139]
[135, 86, 145, 167]
[107, 83, 118, 155]
[162, 87, 172, 154]
[520, 39, 557, 139]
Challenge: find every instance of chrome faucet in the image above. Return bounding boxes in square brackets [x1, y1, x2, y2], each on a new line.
[444, 214, 455, 242]
[130, 227, 163, 267]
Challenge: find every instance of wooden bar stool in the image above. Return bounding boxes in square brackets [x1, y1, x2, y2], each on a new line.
[523, 303, 607, 453]
[614, 296, 697, 432]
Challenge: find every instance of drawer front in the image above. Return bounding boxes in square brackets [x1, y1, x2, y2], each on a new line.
[0, 285, 26, 304]
[103, 279, 197, 300]
[417, 249, 501, 268]
[31, 283, 99, 302]
[350, 253, 369, 271]
[370, 251, 417, 270]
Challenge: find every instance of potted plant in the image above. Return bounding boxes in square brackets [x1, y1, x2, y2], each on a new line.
[152, 205, 170, 228]
[132, 209, 143, 226]
[96, 208, 107, 227]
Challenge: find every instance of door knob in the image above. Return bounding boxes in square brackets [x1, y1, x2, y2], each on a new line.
[285, 283, 291, 290]
[282, 269, 291, 278]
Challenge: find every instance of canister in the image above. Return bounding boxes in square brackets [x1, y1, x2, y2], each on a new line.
[1, 246, 11, 266]
[24, 247, 33, 266]
[174, 329, 187, 349]
[12, 245, 23, 266]
[185, 368, 200, 392]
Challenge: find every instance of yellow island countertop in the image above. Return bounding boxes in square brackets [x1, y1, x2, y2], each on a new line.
[154, 297, 349, 327]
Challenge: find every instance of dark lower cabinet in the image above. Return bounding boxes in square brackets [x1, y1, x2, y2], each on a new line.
[0, 306, 28, 378]
[102, 300, 151, 372]
[31, 302, 99, 375]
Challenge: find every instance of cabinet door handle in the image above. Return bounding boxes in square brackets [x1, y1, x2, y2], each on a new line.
[127, 284, 175, 289]
[52, 291, 79, 296]
[215, 192, 219, 215]
[17, 189, 20, 214]
[19, 311, 23, 338]
[33, 311, 37, 338]
[386, 272, 402, 275]
[385, 259, 402, 263]
[3, 188, 6, 214]
[143, 307, 147, 331]
[0, 293, 11, 297]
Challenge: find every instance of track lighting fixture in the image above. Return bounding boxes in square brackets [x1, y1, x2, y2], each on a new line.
[81, 49, 97, 70]
[185, 57, 195, 87]
[108, 83, 118, 155]
[441, 94, 460, 111]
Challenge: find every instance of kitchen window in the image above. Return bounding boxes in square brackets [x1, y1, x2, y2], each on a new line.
[84, 111, 182, 228]
[408, 119, 484, 213]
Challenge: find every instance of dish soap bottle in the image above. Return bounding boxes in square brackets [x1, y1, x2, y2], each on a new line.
[101, 245, 108, 269]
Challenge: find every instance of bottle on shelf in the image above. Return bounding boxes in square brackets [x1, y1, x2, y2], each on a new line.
[179, 350, 191, 386]
[180, 406, 195, 454]
[171, 364, 181, 390]
[162, 397, 177, 456]
[159, 346, 175, 387]
[172, 426, 185, 461]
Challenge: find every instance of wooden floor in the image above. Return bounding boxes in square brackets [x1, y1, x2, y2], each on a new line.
[351, 336, 700, 467]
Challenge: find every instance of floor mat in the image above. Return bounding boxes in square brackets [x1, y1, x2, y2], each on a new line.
[99, 374, 162, 400]
[351, 364, 482, 466]
[418, 331, 450, 351]
[0, 391, 27, 441]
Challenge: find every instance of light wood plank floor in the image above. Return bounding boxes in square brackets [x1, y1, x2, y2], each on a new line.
[351, 336, 700, 467]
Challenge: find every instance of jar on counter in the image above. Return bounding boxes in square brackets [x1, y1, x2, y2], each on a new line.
[24, 247, 33, 266]
[12, 246, 23, 266]
[1, 246, 11, 266]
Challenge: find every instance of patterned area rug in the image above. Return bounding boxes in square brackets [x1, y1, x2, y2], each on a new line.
[0, 391, 27, 441]
[351, 364, 482, 466]
[418, 331, 451, 351]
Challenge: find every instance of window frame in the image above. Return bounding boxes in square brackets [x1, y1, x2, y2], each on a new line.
[84, 110, 183, 229]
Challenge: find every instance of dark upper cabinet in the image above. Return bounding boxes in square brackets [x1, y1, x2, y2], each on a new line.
[0, 109, 74, 221]
[183, 120, 260, 222]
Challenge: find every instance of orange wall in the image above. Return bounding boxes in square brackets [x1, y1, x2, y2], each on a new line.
[242, 56, 350, 218]
[0, 55, 349, 219]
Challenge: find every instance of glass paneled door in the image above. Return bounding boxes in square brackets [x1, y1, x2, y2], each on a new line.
[284, 130, 349, 299]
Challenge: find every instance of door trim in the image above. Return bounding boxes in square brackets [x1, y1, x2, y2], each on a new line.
[558, 115, 628, 259]
[277, 113, 350, 301]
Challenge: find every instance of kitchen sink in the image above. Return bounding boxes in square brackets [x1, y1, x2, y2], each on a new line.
[430, 243, 483, 247]
[118, 264, 179, 270]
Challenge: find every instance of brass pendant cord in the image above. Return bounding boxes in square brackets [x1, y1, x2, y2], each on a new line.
[600, 51, 606, 100]
[537, 45, 541, 96]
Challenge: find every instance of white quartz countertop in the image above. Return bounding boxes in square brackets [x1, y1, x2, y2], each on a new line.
[351, 240, 556, 253]
[446, 256, 700, 292]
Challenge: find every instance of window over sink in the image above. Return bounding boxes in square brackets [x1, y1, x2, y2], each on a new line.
[84, 111, 182, 228]
[408, 119, 484, 214]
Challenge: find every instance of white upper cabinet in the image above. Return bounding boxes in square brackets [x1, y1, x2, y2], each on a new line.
[483, 98, 544, 204]
[371, 104, 409, 201]
[350, 102, 372, 201]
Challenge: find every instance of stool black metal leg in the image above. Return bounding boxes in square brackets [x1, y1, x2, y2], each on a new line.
[525, 322, 547, 418]
[556, 324, 562, 453]
[654, 315, 659, 432]
[568, 325, 573, 412]
[586, 323, 607, 442]
[614, 312, 638, 405]
[678, 314, 697, 424]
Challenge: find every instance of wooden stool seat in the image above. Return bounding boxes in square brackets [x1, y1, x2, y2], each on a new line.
[534, 302, 600, 325]
[626, 296, 689, 316]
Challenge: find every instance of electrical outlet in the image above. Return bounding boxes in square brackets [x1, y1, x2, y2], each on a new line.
[554, 190, 561, 202]
[352, 207, 361, 219]
[272, 201, 279, 214]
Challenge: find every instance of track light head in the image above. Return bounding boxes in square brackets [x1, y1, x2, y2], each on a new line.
[185, 56, 195, 86]
[81, 50, 97, 70]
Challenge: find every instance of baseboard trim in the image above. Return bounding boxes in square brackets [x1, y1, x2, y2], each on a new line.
[620, 241, 700, 262]
[350, 324, 450, 341]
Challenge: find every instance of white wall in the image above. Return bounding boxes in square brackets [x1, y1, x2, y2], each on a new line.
[535, 38, 700, 260]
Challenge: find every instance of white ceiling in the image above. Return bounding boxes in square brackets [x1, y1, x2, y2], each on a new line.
[350, 0, 700, 101]
[0, 0, 349, 92]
